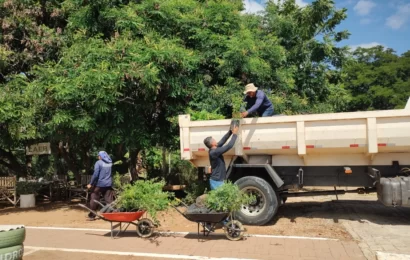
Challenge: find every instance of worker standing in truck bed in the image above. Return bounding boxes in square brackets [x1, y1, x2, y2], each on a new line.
[241, 83, 274, 118]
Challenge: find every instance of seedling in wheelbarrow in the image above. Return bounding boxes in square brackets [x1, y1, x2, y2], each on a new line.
[172, 182, 254, 241]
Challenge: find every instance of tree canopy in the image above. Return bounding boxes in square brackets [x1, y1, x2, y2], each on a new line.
[1, 0, 408, 180]
[344, 47, 410, 111]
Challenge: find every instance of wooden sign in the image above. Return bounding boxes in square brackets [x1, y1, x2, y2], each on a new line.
[26, 143, 51, 155]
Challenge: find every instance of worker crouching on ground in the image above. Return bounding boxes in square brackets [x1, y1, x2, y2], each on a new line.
[87, 151, 114, 221]
[241, 83, 274, 118]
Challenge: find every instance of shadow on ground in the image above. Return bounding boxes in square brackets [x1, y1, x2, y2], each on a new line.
[0, 201, 85, 214]
[270, 200, 410, 226]
[2, 198, 410, 228]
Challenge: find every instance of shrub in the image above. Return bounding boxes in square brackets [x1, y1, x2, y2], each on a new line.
[204, 182, 254, 213]
[116, 179, 175, 224]
[183, 181, 208, 204]
[16, 181, 42, 195]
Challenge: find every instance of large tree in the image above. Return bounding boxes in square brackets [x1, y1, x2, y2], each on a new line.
[344, 46, 410, 111]
[0, 0, 66, 176]
[1, 0, 352, 178]
[188, 0, 351, 116]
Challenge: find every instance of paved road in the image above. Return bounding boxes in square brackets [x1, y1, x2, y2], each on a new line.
[335, 200, 410, 259]
[274, 195, 410, 259]
[23, 228, 366, 260]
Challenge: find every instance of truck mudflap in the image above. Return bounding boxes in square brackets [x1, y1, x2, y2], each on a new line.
[377, 177, 410, 207]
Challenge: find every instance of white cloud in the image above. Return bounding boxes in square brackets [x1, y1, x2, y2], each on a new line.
[243, 0, 265, 13]
[353, 0, 376, 16]
[386, 3, 410, 30]
[242, 0, 309, 14]
[350, 42, 384, 51]
[360, 18, 372, 25]
[295, 0, 308, 7]
[261, 0, 308, 7]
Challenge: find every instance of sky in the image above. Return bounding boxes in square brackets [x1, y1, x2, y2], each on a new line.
[243, 0, 410, 55]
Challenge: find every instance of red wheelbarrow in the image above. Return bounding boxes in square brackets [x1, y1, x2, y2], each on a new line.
[78, 203, 155, 238]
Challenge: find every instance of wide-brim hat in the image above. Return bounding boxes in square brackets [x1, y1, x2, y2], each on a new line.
[243, 83, 258, 94]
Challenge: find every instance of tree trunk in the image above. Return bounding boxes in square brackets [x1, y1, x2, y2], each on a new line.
[69, 150, 81, 183]
[51, 142, 61, 175]
[162, 147, 168, 179]
[81, 144, 91, 175]
[59, 143, 80, 182]
[129, 148, 139, 181]
[25, 155, 33, 178]
[115, 144, 124, 159]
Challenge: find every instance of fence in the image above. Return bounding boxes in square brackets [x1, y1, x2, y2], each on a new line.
[0, 176, 18, 206]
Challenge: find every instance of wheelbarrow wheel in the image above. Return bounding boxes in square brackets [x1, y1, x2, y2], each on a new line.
[224, 220, 244, 241]
[136, 218, 154, 238]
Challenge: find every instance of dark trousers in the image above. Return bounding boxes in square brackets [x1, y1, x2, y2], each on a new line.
[88, 186, 114, 218]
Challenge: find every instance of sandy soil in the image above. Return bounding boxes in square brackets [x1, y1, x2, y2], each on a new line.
[0, 189, 376, 241]
[25, 250, 176, 260]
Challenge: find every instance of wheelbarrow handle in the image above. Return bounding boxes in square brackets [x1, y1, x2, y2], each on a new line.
[93, 199, 118, 208]
[93, 200, 105, 208]
[77, 203, 105, 220]
[172, 205, 186, 215]
[174, 198, 189, 208]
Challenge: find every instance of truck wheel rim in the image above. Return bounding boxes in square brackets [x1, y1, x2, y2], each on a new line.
[240, 186, 266, 217]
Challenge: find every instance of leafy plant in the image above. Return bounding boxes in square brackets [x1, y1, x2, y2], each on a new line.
[16, 181, 42, 195]
[116, 179, 175, 224]
[205, 182, 255, 213]
[187, 108, 225, 121]
[231, 95, 246, 119]
[183, 181, 209, 205]
[113, 173, 123, 191]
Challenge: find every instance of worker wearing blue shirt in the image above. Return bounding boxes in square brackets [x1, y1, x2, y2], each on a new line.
[240, 83, 274, 118]
[87, 151, 114, 220]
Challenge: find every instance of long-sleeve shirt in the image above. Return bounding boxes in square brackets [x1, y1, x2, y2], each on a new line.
[90, 160, 113, 187]
[208, 131, 238, 181]
[244, 90, 273, 115]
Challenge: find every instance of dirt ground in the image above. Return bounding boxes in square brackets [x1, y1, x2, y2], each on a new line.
[25, 250, 179, 260]
[0, 187, 379, 241]
[3, 187, 409, 260]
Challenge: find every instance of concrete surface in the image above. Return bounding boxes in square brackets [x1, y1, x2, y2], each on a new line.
[377, 252, 410, 260]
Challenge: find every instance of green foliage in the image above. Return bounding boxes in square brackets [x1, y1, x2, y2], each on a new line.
[116, 179, 175, 224]
[113, 173, 122, 191]
[0, 0, 386, 181]
[344, 47, 410, 111]
[183, 181, 209, 205]
[16, 181, 42, 195]
[187, 109, 225, 121]
[205, 182, 255, 213]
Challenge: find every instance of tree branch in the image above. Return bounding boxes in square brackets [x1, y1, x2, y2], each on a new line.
[0, 160, 12, 169]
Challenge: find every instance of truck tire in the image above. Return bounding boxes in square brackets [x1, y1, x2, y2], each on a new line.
[0, 245, 24, 260]
[0, 226, 26, 248]
[234, 176, 278, 226]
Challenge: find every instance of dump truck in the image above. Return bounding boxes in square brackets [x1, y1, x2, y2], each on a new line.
[178, 98, 410, 225]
